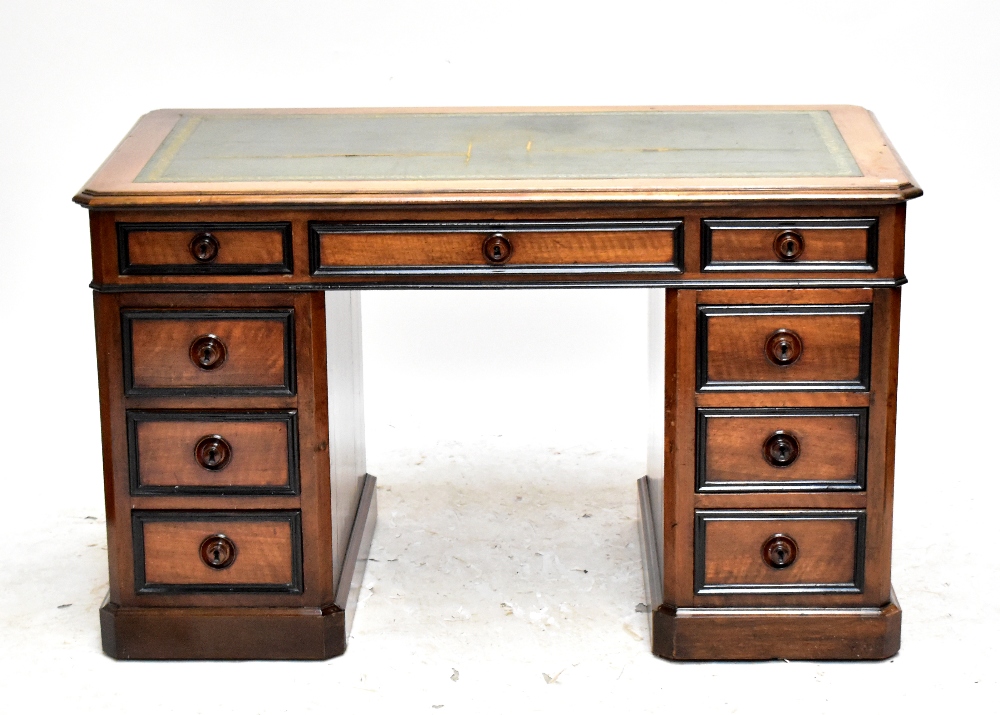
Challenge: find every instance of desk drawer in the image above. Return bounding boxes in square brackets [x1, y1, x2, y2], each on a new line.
[309, 220, 682, 275]
[118, 222, 293, 275]
[126, 410, 298, 495]
[697, 408, 867, 492]
[133, 511, 303, 594]
[122, 309, 295, 396]
[695, 510, 865, 594]
[701, 218, 877, 272]
[696, 304, 872, 391]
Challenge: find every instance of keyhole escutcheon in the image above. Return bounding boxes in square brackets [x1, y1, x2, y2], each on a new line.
[189, 233, 220, 263]
[199, 534, 237, 569]
[762, 534, 798, 569]
[773, 230, 804, 261]
[482, 233, 512, 264]
[765, 329, 803, 366]
[189, 334, 228, 371]
[763, 431, 799, 467]
[195, 435, 232, 471]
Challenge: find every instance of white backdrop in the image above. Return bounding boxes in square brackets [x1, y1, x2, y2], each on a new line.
[1, 1, 998, 712]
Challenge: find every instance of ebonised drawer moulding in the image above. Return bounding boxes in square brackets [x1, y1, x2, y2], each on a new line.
[76, 105, 920, 661]
[117, 222, 294, 275]
[694, 407, 869, 493]
[700, 217, 879, 273]
[120, 308, 297, 398]
[125, 409, 301, 496]
[131, 509, 305, 595]
[692, 509, 867, 595]
[694, 303, 874, 392]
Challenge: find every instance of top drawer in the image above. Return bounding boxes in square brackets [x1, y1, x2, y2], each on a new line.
[696, 304, 872, 392]
[121, 309, 296, 397]
[701, 218, 877, 272]
[309, 221, 683, 276]
[118, 222, 293, 275]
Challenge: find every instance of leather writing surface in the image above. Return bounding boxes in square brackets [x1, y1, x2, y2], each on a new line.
[136, 110, 861, 183]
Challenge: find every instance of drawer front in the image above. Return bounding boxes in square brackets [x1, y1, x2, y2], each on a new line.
[122, 309, 296, 396]
[696, 408, 867, 492]
[133, 511, 303, 594]
[696, 304, 872, 391]
[701, 218, 877, 272]
[117, 222, 293, 275]
[309, 221, 682, 275]
[126, 410, 299, 496]
[695, 510, 865, 594]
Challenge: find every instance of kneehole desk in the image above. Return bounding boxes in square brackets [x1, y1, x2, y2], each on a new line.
[75, 106, 920, 660]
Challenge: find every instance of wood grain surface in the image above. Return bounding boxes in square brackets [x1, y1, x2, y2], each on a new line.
[702, 412, 862, 488]
[134, 416, 291, 490]
[140, 518, 295, 586]
[699, 513, 860, 589]
[314, 226, 676, 267]
[127, 314, 289, 390]
[702, 310, 866, 386]
[706, 223, 871, 267]
[126, 226, 286, 267]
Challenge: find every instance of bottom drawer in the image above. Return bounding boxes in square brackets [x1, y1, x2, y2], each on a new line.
[133, 511, 303, 595]
[694, 509, 865, 595]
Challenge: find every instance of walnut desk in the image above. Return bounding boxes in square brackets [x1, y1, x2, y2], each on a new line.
[75, 106, 920, 661]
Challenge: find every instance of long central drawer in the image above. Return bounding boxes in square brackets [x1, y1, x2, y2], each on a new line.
[309, 220, 683, 276]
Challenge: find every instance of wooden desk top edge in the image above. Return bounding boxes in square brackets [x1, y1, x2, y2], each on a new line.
[75, 105, 921, 208]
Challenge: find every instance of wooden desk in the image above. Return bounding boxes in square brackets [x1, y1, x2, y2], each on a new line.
[75, 106, 920, 660]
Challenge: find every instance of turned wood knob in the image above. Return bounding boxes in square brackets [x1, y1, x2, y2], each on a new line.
[189, 334, 227, 370]
[763, 431, 799, 467]
[761, 534, 797, 569]
[189, 233, 220, 263]
[194, 435, 232, 471]
[200, 534, 237, 569]
[773, 230, 804, 261]
[483, 233, 512, 264]
[765, 329, 802, 366]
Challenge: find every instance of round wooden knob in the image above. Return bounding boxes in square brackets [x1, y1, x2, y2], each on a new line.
[773, 230, 804, 261]
[189, 233, 220, 263]
[761, 534, 797, 569]
[483, 233, 512, 264]
[189, 334, 227, 371]
[194, 435, 232, 471]
[765, 329, 802, 366]
[200, 534, 237, 569]
[763, 431, 799, 467]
